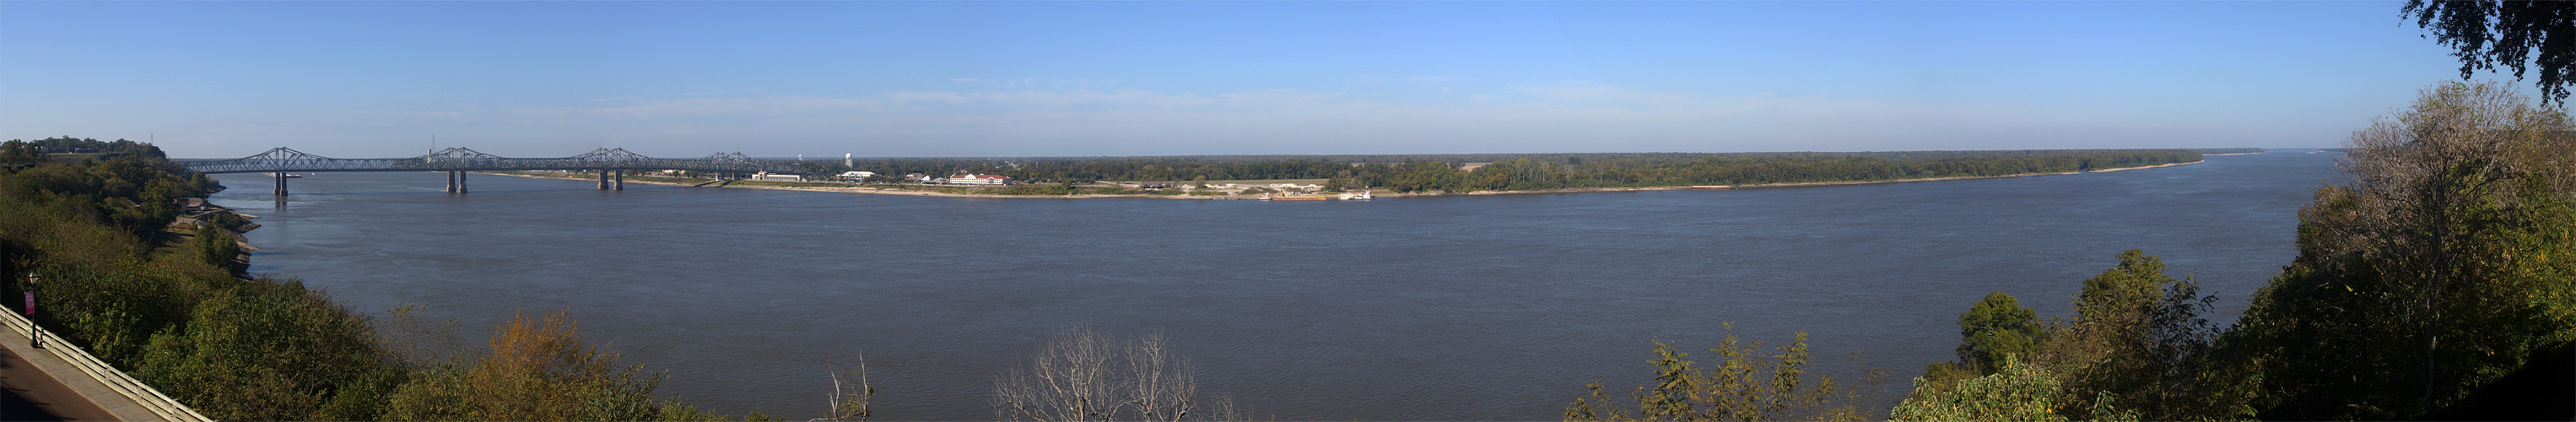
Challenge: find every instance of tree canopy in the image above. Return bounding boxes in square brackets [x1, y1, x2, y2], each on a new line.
[2406, 0, 2576, 104]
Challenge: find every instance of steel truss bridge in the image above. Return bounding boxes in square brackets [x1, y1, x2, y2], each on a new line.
[182, 147, 806, 195]
[182, 147, 798, 174]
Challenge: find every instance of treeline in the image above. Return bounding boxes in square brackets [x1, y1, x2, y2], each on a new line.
[792, 149, 2205, 193]
[1568, 83, 2568, 421]
[0, 140, 777, 420]
[5, 136, 168, 160]
[2192, 148, 2268, 154]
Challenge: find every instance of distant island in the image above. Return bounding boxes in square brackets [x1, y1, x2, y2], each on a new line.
[489, 148, 2259, 199]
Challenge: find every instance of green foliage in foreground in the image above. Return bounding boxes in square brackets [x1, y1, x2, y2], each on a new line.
[1893, 82, 2576, 421]
[1895, 251, 2239, 422]
[1952, 292, 2045, 376]
[1564, 327, 1875, 422]
[2226, 81, 2576, 419]
[1891, 356, 2136, 422]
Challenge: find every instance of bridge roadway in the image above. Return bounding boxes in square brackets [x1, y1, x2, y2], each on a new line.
[181, 147, 804, 195]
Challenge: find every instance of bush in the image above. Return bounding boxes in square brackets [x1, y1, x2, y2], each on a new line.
[381, 310, 675, 421]
[1564, 327, 1876, 421]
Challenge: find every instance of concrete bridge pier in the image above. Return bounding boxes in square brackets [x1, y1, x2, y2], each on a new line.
[597, 171, 610, 190]
[273, 171, 287, 196]
[457, 171, 467, 193]
[446, 171, 458, 193]
[613, 171, 624, 191]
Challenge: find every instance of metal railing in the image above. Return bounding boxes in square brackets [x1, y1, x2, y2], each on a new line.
[0, 309, 212, 422]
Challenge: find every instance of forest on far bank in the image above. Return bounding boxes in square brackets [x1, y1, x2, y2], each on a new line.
[796, 149, 2223, 192]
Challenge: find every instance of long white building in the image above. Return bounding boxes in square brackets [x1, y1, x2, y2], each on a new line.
[948, 174, 1012, 186]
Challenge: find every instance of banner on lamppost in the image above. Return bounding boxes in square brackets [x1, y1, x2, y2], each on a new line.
[23, 291, 30, 316]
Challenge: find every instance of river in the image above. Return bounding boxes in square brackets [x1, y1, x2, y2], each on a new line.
[208, 150, 2339, 420]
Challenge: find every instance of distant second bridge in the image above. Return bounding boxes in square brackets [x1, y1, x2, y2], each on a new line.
[181, 147, 803, 195]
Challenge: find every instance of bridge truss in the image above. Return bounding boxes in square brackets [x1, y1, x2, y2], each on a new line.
[180, 148, 801, 175]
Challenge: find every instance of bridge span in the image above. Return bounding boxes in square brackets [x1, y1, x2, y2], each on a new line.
[182, 147, 803, 195]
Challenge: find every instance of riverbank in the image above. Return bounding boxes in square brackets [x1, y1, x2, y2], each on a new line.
[477, 160, 2207, 200]
[1372, 160, 2206, 197]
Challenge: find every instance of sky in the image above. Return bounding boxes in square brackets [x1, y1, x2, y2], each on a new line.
[0, 1, 2511, 159]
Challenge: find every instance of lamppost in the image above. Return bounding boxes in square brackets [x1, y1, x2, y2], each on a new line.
[23, 273, 37, 349]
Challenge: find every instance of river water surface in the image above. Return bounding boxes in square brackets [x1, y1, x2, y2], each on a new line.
[209, 151, 2338, 420]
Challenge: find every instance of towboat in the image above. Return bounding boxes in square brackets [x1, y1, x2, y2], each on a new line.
[263, 172, 304, 178]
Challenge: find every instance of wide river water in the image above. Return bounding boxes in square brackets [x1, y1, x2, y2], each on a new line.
[209, 151, 2339, 420]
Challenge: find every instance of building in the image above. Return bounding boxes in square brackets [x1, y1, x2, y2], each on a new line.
[948, 174, 1012, 186]
[838, 170, 877, 181]
[751, 172, 803, 181]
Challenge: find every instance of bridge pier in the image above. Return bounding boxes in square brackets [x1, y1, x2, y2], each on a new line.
[597, 171, 610, 190]
[273, 171, 287, 196]
[457, 171, 467, 193]
[613, 171, 624, 191]
[446, 171, 457, 193]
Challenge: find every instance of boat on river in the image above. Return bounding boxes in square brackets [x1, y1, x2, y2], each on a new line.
[263, 172, 304, 178]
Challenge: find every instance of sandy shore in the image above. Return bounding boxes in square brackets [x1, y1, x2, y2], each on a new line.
[478, 160, 2207, 200]
[2081, 160, 2203, 173]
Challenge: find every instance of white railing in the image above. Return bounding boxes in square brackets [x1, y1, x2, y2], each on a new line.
[0, 309, 211, 422]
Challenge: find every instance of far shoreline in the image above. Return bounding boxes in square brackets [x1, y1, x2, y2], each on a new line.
[473, 159, 2211, 200]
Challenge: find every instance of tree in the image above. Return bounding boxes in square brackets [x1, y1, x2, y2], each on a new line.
[1954, 292, 2045, 375]
[2405, 1, 2576, 104]
[192, 224, 245, 277]
[381, 310, 672, 421]
[2044, 250, 2240, 421]
[1890, 356, 2136, 422]
[991, 327, 1239, 422]
[818, 357, 878, 421]
[1564, 327, 1873, 422]
[2228, 81, 2576, 419]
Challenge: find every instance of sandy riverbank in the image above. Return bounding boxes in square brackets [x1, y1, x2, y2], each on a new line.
[476, 160, 2207, 200]
[2082, 160, 2203, 173]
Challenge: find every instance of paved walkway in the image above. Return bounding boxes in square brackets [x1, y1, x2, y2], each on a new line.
[0, 326, 143, 421]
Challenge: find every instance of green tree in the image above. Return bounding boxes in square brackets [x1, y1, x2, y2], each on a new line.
[1565, 327, 1869, 422]
[2405, 1, 2576, 103]
[2228, 81, 2576, 419]
[1954, 292, 2044, 375]
[1890, 356, 2136, 422]
[192, 224, 246, 277]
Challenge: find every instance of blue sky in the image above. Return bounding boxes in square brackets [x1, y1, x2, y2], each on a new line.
[0, 1, 2502, 158]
